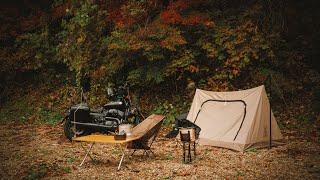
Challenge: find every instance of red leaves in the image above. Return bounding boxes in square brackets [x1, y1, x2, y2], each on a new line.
[160, 0, 210, 26]
[108, 9, 136, 29]
[160, 10, 182, 24]
[160, 0, 187, 25]
[182, 14, 204, 26]
[189, 65, 199, 73]
[160, 10, 209, 26]
[107, 1, 148, 29]
[204, 20, 215, 28]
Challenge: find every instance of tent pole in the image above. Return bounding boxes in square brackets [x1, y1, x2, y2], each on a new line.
[269, 74, 272, 149]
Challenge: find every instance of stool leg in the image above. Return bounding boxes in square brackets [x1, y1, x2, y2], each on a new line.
[183, 142, 186, 163]
[188, 142, 191, 162]
[194, 141, 196, 157]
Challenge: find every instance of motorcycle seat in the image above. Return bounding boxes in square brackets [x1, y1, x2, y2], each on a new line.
[89, 112, 105, 117]
[91, 107, 103, 113]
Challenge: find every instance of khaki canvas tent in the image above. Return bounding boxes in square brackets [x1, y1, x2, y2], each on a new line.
[187, 85, 282, 151]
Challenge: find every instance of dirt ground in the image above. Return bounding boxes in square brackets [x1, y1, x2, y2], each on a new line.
[0, 123, 319, 180]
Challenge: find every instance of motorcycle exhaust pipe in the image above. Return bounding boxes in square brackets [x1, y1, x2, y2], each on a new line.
[71, 121, 118, 128]
[104, 117, 121, 125]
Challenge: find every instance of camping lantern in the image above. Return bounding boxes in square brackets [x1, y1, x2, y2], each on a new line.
[119, 124, 133, 136]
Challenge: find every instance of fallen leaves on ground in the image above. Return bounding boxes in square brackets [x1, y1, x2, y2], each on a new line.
[0, 124, 319, 179]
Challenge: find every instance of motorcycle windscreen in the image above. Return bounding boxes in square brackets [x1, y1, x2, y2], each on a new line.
[196, 101, 246, 142]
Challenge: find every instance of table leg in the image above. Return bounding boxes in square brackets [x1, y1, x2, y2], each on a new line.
[117, 144, 126, 171]
[80, 142, 95, 167]
[80, 142, 95, 161]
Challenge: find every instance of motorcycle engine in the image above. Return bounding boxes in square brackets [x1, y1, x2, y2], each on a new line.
[90, 111, 120, 128]
[105, 109, 124, 118]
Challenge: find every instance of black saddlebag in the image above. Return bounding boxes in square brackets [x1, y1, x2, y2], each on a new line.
[69, 103, 90, 123]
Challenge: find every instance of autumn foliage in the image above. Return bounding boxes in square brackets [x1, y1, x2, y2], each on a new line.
[0, 0, 310, 106]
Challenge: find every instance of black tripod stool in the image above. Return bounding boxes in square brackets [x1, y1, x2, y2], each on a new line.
[180, 130, 196, 163]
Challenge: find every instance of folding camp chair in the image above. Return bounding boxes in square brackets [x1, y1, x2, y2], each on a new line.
[127, 115, 164, 157]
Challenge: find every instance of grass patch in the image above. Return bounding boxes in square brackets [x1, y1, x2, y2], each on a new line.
[67, 157, 76, 164]
[112, 148, 121, 155]
[236, 170, 245, 177]
[246, 148, 258, 153]
[39, 108, 63, 125]
[0, 101, 63, 125]
[25, 163, 48, 180]
[62, 166, 71, 174]
[166, 153, 174, 160]
[0, 97, 34, 124]
[296, 114, 315, 124]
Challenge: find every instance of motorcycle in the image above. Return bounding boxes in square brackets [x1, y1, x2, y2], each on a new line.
[63, 83, 144, 141]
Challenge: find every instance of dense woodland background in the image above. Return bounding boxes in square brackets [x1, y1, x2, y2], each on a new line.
[0, 0, 319, 129]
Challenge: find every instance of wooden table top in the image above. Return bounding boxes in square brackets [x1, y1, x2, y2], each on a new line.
[73, 134, 140, 144]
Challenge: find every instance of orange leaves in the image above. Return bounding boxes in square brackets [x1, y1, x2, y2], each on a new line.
[161, 11, 210, 26]
[160, 31, 187, 51]
[204, 20, 215, 28]
[160, 0, 210, 26]
[107, 1, 148, 29]
[189, 65, 199, 73]
[160, 0, 186, 24]
[160, 10, 182, 24]
[197, 17, 273, 82]
[232, 69, 240, 76]
[76, 35, 85, 44]
[109, 10, 136, 29]
[182, 14, 204, 25]
[91, 66, 107, 80]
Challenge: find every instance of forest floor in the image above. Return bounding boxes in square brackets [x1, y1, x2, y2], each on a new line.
[0, 123, 319, 180]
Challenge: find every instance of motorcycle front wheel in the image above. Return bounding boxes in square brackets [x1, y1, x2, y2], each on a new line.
[63, 116, 85, 141]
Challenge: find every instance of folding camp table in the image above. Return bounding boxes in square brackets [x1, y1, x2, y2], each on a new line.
[73, 114, 165, 170]
[73, 134, 140, 170]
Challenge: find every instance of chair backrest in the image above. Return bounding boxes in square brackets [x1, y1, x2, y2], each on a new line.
[131, 114, 164, 140]
[139, 119, 163, 143]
